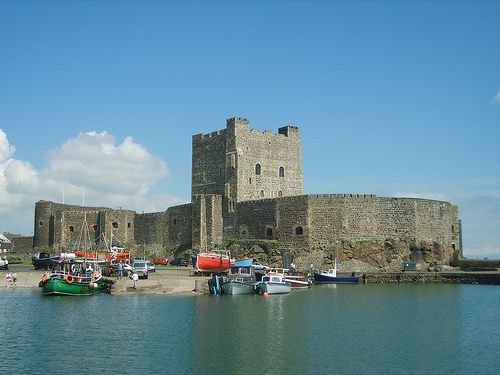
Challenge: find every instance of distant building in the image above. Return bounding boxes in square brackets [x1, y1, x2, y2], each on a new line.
[1, 233, 11, 253]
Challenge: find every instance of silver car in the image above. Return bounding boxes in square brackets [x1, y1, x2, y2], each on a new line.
[133, 261, 149, 279]
[147, 261, 156, 273]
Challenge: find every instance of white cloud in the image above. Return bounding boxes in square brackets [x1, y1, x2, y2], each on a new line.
[495, 85, 500, 102]
[0, 129, 177, 235]
[0, 129, 16, 162]
[463, 245, 500, 259]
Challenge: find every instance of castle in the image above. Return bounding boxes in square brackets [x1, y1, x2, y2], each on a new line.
[34, 117, 460, 271]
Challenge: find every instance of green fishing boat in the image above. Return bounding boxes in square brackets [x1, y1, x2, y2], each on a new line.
[41, 271, 102, 296]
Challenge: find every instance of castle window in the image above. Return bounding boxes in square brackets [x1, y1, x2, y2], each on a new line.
[295, 226, 303, 235]
[92, 225, 97, 232]
[69, 226, 74, 232]
[266, 228, 273, 237]
[451, 225, 455, 233]
[173, 219, 177, 225]
[255, 164, 261, 175]
[38, 221, 43, 227]
[249, 178, 252, 184]
[128, 223, 131, 228]
[112, 222, 119, 228]
[278, 190, 283, 197]
[260, 190, 264, 198]
[279, 166, 284, 177]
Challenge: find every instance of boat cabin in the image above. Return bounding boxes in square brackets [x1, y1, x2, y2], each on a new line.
[262, 275, 286, 283]
[323, 269, 337, 277]
[228, 266, 256, 283]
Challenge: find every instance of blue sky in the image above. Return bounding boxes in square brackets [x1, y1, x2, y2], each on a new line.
[1, 0, 499, 258]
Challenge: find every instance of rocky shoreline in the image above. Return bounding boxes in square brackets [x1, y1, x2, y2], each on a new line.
[345, 271, 500, 285]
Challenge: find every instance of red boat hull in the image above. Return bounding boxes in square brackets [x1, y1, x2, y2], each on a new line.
[197, 253, 231, 272]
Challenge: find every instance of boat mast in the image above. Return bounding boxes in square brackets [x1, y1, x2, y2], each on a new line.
[83, 212, 87, 270]
[59, 215, 63, 254]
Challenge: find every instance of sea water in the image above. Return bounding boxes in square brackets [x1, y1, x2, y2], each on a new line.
[0, 283, 498, 374]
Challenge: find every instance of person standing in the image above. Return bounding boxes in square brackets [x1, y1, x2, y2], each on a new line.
[12, 272, 17, 286]
[117, 262, 123, 280]
[131, 272, 138, 289]
[6, 272, 11, 287]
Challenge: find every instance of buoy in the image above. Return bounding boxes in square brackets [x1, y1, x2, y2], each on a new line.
[263, 292, 269, 297]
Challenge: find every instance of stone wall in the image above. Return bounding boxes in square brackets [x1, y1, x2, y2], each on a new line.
[165, 203, 192, 255]
[34, 200, 136, 251]
[10, 236, 33, 253]
[219, 194, 459, 270]
[192, 129, 227, 197]
[134, 211, 166, 246]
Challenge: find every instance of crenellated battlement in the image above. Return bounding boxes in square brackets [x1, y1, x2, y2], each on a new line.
[307, 194, 377, 199]
[192, 129, 226, 142]
[278, 125, 300, 137]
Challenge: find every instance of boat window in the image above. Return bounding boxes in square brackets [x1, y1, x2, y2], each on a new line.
[262, 276, 270, 282]
[241, 268, 250, 275]
[271, 277, 280, 282]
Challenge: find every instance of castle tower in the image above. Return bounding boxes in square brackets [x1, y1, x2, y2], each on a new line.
[192, 117, 303, 205]
[191, 117, 303, 249]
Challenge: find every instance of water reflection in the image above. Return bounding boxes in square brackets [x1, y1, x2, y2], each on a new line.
[0, 284, 498, 374]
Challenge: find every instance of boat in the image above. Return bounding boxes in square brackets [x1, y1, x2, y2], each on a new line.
[313, 268, 360, 284]
[285, 274, 312, 289]
[220, 265, 259, 295]
[258, 271, 292, 295]
[40, 214, 104, 296]
[231, 257, 254, 267]
[314, 247, 360, 284]
[266, 267, 311, 289]
[32, 252, 59, 270]
[40, 265, 102, 296]
[197, 250, 231, 272]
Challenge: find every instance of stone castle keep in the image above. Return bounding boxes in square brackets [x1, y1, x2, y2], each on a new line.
[34, 117, 461, 271]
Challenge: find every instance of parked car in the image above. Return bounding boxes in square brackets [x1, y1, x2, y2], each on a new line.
[251, 262, 270, 271]
[0, 257, 8, 270]
[123, 263, 133, 276]
[147, 261, 156, 272]
[132, 261, 149, 279]
[171, 258, 188, 267]
[151, 258, 168, 266]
